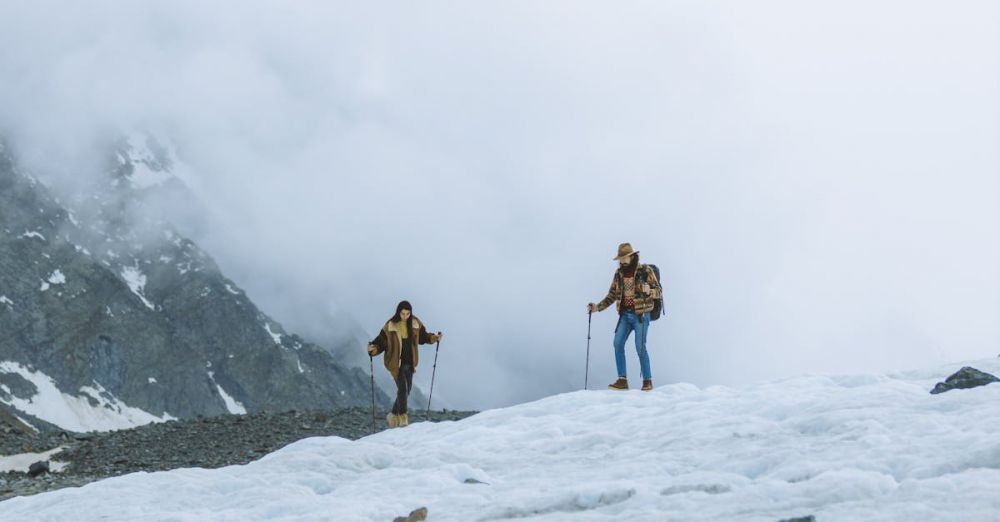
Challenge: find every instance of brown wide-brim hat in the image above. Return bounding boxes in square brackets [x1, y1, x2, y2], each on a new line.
[613, 242, 639, 261]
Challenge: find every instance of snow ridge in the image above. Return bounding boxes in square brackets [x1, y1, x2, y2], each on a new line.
[0, 359, 998, 521]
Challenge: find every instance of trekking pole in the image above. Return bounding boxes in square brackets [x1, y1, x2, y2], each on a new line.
[369, 354, 376, 435]
[585, 310, 592, 390]
[425, 333, 441, 417]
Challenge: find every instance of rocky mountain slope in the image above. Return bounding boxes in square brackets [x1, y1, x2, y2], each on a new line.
[0, 137, 390, 434]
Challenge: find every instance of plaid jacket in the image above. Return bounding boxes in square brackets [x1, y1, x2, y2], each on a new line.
[596, 264, 662, 315]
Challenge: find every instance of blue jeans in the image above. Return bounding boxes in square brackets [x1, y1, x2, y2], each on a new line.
[614, 311, 652, 380]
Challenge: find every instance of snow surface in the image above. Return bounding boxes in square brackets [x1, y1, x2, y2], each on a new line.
[0, 362, 177, 432]
[0, 295, 12, 307]
[225, 283, 241, 295]
[0, 447, 67, 474]
[120, 265, 156, 310]
[2, 359, 1000, 521]
[20, 230, 45, 241]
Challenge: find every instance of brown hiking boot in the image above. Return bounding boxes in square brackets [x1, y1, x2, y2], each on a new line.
[607, 377, 628, 390]
[641, 379, 653, 391]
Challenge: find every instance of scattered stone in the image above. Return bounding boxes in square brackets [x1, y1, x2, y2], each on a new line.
[28, 461, 49, 478]
[393, 507, 428, 522]
[463, 478, 489, 485]
[778, 517, 815, 522]
[930, 367, 999, 394]
[661, 483, 731, 496]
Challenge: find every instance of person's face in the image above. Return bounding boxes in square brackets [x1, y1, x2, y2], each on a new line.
[619, 254, 633, 268]
[400, 309, 411, 321]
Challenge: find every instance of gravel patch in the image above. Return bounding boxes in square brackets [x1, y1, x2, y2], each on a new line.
[0, 407, 476, 501]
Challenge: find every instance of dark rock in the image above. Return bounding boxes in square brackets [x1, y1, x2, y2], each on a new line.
[661, 483, 731, 495]
[930, 367, 999, 394]
[778, 517, 816, 522]
[393, 507, 428, 522]
[28, 461, 49, 477]
[463, 478, 489, 485]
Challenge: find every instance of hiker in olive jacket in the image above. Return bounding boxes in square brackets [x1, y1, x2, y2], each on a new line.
[588, 243, 662, 391]
[367, 300, 442, 428]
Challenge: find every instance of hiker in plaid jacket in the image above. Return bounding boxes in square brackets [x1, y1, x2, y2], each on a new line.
[588, 243, 661, 391]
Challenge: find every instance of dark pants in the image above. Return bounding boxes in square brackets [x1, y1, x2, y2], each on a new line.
[392, 364, 414, 414]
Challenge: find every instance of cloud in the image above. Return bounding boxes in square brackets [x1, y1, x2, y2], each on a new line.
[1, 1, 997, 408]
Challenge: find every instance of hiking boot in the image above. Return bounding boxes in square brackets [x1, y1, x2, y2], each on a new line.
[399, 413, 409, 427]
[607, 377, 628, 390]
[641, 379, 653, 391]
[386, 413, 398, 428]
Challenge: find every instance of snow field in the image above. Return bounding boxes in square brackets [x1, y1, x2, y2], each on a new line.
[0, 359, 997, 521]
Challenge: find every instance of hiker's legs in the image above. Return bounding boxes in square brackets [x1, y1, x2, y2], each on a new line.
[613, 313, 636, 377]
[634, 313, 652, 380]
[392, 365, 413, 415]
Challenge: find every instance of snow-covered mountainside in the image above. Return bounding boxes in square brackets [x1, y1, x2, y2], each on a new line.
[0, 138, 389, 433]
[1, 358, 997, 521]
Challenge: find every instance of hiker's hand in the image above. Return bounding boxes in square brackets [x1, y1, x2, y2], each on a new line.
[432, 332, 443, 343]
[367, 344, 378, 356]
[642, 284, 651, 293]
[587, 303, 598, 313]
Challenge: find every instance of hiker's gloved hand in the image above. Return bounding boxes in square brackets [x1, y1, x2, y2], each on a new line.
[431, 332, 443, 343]
[587, 303, 598, 313]
[642, 284, 651, 293]
[367, 344, 378, 356]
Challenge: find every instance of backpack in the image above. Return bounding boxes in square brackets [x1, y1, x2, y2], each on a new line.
[645, 264, 664, 321]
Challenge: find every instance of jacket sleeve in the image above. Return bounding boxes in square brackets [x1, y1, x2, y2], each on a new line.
[418, 325, 436, 345]
[644, 266, 663, 299]
[369, 328, 388, 356]
[596, 272, 619, 312]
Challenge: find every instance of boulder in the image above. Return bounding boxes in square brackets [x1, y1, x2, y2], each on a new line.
[28, 461, 49, 477]
[393, 507, 428, 522]
[930, 367, 999, 395]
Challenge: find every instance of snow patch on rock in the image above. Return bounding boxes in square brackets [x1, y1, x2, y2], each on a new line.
[0, 447, 68, 474]
[264, 323, 282, 345]
[0, 362, 176, 432]
[47, 270, 66, 285]
[207, 372, 246, 415]
[120, 265, 156, 310]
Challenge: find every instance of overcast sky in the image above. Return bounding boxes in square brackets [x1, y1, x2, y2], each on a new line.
[1, 1, 998, 409]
